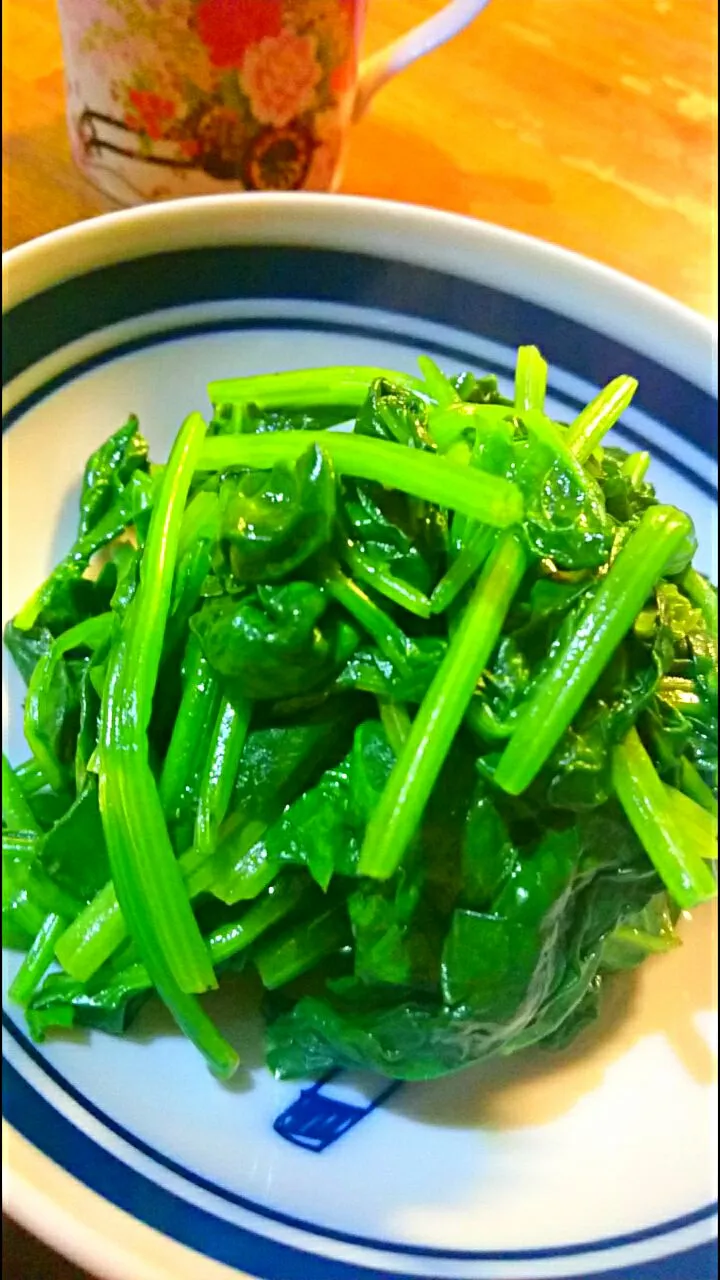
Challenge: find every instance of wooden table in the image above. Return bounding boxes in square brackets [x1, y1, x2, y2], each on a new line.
[3, 1217, 91, 1280]
[2, 0, 717, 317]
[1, 2, 717, 1278]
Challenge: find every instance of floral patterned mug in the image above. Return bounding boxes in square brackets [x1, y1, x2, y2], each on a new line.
[57, 0, 492, 206]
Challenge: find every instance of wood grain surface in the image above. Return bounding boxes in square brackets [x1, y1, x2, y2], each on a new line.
[2, 0, 717, 315]
[1, 2, 717, 1279]
[3, 1217, 93, 1280]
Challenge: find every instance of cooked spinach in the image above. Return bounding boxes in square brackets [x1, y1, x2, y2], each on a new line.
[4, 350, 716, 1084]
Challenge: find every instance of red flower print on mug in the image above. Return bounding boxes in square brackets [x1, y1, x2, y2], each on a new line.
[196, 0, 284, 69]
[124, 88, 176, 140]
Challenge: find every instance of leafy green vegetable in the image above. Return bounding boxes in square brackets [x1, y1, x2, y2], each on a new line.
[514, 344, 549, 415]
[38, 779, 111, 903]
[194, 695, 252, 856]
[98, 412, 239, 1077]
[460, 782, 517, 907]
[359, 531, 528, 880]
[24, 614, 115, 792]
[211, 720, 394, 901]
[208, 366, 424, 412]
[255, 904, 351, 990]
[158, 633, 222, 830]
[336, 466, 445, 616]
[26, 967, 152, 1041]
[219, 443, 337, 582]
[9, 912, 67, 1007]
[12, 443, 156, 636]
[12, 758, 49, 797]
[2, 754, 42, 833]
[336, 638, 445, 702]
[4, 622, 54, 685]
[192, 582, 359, 700]
[51, 707, 356, 985]
[494, 506, 696, 795]
[77, 415, 149, 539]
[564, 376, 638, 461]
[27, 872, 314, 1041]
[611, 728, 716, 909]
[54, 878, 128, 982]
[198, 432, 524, 529]
[164, 490, 220, 656]
[599, 893, 681, 971]
[4, 352, 716, 1086]
[356, 377, 435, 448]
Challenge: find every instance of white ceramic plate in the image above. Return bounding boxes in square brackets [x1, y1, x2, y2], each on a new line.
[2, 194, 718, 1280]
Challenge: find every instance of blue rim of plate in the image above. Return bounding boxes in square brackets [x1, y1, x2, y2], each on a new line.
[3, 243, 717, 1280]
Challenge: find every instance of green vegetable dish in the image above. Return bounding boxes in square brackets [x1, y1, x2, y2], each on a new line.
[3, 348, 717, 1083]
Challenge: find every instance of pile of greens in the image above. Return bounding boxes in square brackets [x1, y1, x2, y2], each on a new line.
[3, 349, 717, 1082]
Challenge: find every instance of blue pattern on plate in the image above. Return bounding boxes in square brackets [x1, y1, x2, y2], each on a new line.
[273, 1072, 402, 1152]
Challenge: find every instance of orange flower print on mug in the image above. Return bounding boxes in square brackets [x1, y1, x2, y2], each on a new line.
[242, 32, 322, 128]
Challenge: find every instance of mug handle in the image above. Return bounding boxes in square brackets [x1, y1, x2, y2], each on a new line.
[353, 0, 494, 120]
